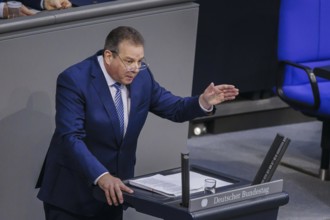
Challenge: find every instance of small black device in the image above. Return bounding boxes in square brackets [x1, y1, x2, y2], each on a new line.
[252, 133, 291, 185]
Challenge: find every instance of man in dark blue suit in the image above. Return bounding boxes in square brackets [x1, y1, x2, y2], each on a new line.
[37, 26, 239, 220]
[19, 0, 115, 11]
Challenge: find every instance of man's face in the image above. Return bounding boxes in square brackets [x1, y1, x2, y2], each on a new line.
[104, 40, 145, 85]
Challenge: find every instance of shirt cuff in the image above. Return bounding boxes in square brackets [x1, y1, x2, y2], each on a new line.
[0, 3, 5, 18]
[40, 0, 45, 9]
[94, 172, 109, 185]
[199, 98, 214, 113]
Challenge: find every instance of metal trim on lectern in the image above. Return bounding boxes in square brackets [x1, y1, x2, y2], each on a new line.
[93, 165, 289, 220]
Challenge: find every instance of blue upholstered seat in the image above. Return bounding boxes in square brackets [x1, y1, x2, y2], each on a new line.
[276, 0, 330, 180]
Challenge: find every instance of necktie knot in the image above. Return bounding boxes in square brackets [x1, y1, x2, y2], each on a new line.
[113, 82, 122, 91]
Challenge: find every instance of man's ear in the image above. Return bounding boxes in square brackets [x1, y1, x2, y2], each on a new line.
[104, 50, 113, 65]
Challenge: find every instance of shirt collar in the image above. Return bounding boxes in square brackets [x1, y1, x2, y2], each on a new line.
[97, 55, 116, 87]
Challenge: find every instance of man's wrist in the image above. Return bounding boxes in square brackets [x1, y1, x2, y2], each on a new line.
[94, 172, 109, 185]
[199, 95, 213, 112]
[199, 94, 212, 111]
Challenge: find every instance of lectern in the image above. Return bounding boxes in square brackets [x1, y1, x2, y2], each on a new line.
[93, 165, 289, 220]
[94, 134, 290, 219]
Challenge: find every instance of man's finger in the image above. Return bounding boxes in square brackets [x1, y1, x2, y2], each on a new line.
[121, 184, 134, 194]
[105, 189, 112, 206]
[63, 1, 72, 8]
[115, 185, 124, 204]
[109, 186, 118, 206]
[21, 6, 35, 16]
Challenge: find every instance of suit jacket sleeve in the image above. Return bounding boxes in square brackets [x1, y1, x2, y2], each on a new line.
[147, 70, 209, 122]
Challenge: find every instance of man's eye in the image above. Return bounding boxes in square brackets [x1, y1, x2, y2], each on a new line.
[126, 60, 134, 65]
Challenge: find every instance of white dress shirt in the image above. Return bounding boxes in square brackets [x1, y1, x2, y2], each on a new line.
[97, 55, 130, 135]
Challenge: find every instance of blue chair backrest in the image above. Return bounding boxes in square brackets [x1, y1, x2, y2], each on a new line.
[278, 0, 330, 62]
[278, 0, 330, 85]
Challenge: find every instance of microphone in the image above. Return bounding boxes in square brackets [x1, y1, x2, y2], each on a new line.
[181, 151, 190, 208]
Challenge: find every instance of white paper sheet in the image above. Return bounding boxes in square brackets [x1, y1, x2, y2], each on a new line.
[129, 171, 233, 197]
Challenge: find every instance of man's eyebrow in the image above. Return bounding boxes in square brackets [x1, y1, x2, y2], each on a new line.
[124, 56, 145, 61]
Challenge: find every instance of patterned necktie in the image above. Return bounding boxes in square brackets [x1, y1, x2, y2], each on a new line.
[113, 82, 124, 138]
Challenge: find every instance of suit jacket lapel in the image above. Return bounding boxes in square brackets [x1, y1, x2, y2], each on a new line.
[90, 53, 123, 146]
[124, 81, 145, 143]
[125, 84, 135, 140]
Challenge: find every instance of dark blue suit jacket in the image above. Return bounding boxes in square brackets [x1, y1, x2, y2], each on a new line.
[20, 0, 115, 10]
[37, 51, 208, 216]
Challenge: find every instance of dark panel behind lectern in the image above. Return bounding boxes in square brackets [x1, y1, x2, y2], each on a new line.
[192, 0, 280, 96]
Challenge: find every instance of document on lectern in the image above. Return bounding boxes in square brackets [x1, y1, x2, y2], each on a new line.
[128, 171, 233, 197]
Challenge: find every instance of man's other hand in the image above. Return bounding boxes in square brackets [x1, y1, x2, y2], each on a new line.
[97, 173, 134, 206]
[44, 0, 72, 10]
